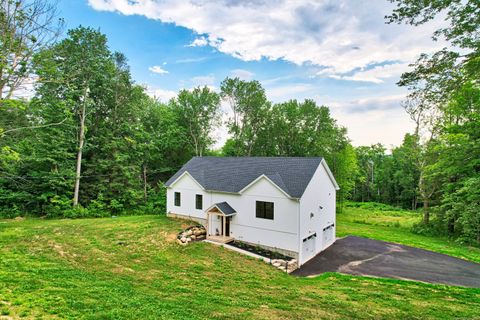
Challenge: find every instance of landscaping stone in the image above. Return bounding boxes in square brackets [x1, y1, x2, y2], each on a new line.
[176, 225, 206, 246]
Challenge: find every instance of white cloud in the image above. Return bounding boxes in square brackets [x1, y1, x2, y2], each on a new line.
[175, 56, 209, 63]
[88, 0, 445, 77]
[146, 87, 177, 102]
[328, 63, 410, 84]
[148, 65, 169, 74]
[326, 94, 414, 147]
[187, 36, 208, 47]
[230, 69, 254, 80]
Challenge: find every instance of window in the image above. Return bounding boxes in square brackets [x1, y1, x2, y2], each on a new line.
[174, 192, 181, 206]
[195, 194, 203, 210]
[256, 201, 274, 220]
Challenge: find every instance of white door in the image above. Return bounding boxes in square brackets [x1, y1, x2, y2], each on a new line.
[302, 234, 316, 263]
[323, 225, 334, 246]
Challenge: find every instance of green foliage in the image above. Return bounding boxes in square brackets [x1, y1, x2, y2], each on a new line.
[385, 0, 480, 243]
[171, 86, 221, 156]
[0, 0, 63, 99]
[220, 77, 270, 156]
[0, 27, 192, 217]
[351, 137, 422, 210]
[344, 201, 403, 212]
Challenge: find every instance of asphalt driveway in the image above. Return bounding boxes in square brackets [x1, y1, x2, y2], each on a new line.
[292, 236, 480, 288]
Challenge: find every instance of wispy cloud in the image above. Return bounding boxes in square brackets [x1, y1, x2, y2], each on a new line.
[329, 94, 406, 114]
[190, 74, 216, 90]
[324, 94, 414, 147]
[230, 69, 254, 81]
[175, 56, 209, 64]
[265, 84, 313, 102]
[148, 65, 169, 74]
[327, 63, 410, 84]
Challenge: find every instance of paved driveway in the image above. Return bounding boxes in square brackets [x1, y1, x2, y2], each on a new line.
[292, 236, 480, 288]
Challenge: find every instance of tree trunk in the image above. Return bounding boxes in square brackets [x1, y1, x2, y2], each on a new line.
[423, 199, 429, 224]
[143, 165, 148, 202]
[73, 86, 88, 206]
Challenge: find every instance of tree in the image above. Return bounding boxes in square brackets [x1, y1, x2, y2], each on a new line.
[220, 77, 270, 156]
[34, 27, 120, 206]
[388, 0, 480, 243]
[0, 0, 63, 99]
[171, 86, 221, 156]
[387, 0, 479, 114]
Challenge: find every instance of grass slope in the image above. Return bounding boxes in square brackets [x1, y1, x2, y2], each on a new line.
[0, 208, 478, 319]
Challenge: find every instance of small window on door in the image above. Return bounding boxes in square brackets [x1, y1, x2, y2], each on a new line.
[195, 194, 203, 210]
[256, 201, 274, 220]
[174, 192, 181, 206]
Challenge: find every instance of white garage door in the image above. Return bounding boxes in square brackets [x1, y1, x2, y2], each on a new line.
[302, 233, 317, 263]
[323, 224, 334, 246]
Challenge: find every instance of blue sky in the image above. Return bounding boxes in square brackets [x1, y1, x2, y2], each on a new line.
[56, 0, 444, 148]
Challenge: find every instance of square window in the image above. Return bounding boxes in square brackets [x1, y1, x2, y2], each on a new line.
[256, 201, 274, 220]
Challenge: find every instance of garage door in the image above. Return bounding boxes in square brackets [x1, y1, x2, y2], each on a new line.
[302, 233, 317, 263]
[323, 224, 334, 246]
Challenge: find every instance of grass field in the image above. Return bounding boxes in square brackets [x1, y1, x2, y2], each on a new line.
[1, 205, 480, 319]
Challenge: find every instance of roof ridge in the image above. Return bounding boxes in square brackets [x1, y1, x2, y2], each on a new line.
[165, 156, 326, 198]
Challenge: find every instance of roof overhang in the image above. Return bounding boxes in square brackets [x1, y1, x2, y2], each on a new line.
[206, 202, 237, 216]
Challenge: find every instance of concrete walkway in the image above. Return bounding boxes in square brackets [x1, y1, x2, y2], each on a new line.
[292, 236, 480, 288]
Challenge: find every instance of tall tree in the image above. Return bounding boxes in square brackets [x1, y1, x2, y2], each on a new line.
[171, 86, 221, 156]
[220, 77, 270, 156]
[34, 27, 118, 206]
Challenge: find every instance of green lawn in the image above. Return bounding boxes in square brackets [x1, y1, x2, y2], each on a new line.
[0, 208, 479, 319]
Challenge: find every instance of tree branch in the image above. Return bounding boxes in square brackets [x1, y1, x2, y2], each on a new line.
[1, 117, 68, 136]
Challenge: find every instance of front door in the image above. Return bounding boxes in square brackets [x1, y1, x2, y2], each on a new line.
[225, 217, 230, 236]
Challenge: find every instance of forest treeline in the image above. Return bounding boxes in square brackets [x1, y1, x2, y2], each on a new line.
[1, 0, 479, 244]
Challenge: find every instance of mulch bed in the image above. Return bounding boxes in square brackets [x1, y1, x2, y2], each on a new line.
[230, 240, 292, 260]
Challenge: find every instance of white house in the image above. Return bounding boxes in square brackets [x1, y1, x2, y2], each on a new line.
[165, 157, 339, 266]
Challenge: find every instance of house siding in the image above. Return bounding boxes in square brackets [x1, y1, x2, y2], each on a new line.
[167, 175, 300, 253]
[298, 161, 337, 265]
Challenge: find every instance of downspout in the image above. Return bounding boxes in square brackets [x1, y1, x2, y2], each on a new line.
[297, 198, 301, 265]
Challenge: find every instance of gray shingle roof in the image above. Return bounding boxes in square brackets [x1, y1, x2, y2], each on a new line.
[165, 157, 323, 198]
[211, 202, 236, 216]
